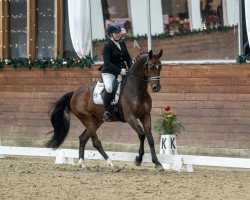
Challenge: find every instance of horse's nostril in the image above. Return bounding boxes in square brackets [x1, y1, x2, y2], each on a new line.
[152, 86, 159, 92]
[152, 83, 161, 92]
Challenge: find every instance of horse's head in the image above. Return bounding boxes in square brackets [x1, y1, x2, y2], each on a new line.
[145, 49, 163, 92]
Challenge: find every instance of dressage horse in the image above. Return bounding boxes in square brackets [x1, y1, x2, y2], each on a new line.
[46, 49, 164, 172]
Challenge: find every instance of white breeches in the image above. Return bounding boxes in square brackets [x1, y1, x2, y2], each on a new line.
[101, 73, 116, 93]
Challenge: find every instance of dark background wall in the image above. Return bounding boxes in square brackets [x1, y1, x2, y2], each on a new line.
[93, 29, 238, 61]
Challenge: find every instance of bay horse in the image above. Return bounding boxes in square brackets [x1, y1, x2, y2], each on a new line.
[45, 49, 164, 172]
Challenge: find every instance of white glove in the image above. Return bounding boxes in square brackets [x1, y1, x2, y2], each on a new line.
[120, 68, 128, 76]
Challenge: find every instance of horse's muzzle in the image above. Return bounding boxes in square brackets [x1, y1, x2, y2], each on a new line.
[152, 82, 161, 92]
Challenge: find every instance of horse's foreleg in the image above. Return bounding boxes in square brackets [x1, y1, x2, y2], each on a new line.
[141, 115, 164, 171]
[78, 130, 90, 168]
[127, 118, 145, 166]
[145, 132, 163, 169]
[90, 132, 120, 172]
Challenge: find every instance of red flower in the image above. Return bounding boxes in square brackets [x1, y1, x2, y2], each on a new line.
[123, 20, 131, 29]
[165, 105, 171, 111]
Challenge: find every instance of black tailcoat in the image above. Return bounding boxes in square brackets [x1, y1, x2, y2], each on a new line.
[101, 39, 132, 76]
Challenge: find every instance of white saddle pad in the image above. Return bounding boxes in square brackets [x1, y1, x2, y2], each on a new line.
[93, 77, 122, 105]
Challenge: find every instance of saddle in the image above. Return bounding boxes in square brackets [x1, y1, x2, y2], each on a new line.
[93, 75, 123, 105]
[93, 75, 126, 122]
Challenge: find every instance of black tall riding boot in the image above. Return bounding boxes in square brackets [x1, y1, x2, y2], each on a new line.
[102, 91, 113, 122]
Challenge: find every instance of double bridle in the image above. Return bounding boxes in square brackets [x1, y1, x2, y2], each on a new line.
[128, 60, 161, 83]
[145, 60, 161, 83]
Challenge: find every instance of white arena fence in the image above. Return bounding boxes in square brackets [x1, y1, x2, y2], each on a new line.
[1, 145, 250, 172]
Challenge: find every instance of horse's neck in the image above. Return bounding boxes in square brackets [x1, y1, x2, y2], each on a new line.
[130, 56, 147, 78]
[124, 56, 148, 97]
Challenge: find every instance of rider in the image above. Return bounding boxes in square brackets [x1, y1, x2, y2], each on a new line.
[101, 23, 132, 122]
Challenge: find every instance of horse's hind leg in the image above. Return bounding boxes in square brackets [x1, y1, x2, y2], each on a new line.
[78, 129, 90, 168]
[78, 119, 103, 168]
[90, 131, 121, 172]
[81, 116, 120, 172]
[127, 117, 145, 166]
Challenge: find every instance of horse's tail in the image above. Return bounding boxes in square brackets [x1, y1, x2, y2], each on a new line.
[45, 91, 74, 149]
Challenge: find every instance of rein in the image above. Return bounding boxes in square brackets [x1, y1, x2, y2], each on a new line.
[128, 74, 148, 82]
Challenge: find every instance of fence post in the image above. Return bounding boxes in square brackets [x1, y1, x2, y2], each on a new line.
[0, 139, 6, 159]
[55, 149, 74, 165]
[172, 155, 193, 172]
[159, 135, 193, 172]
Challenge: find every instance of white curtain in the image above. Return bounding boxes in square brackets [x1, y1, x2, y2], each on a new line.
[150, 0, 164, 35]
[130, 0, 148, 36]
[90, 0, 105, 40]
[68, 0, 91, 58]
[129, 0, 164, 36]
[223, 0, 239, 26]
[245, 0, 250, 41]
[187, 0, 202, 30]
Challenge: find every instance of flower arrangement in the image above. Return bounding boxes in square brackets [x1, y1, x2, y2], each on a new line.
[169, 18, 180, 25]
[236, 54, 250, 64]
[123, 20, 131, 30]
[207, 15, 219, 24]
[0, 56, 96, 69]
[153, 105, 184, 136]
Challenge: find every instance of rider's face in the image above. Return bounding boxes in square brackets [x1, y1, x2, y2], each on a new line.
[111, 32, 122, 41]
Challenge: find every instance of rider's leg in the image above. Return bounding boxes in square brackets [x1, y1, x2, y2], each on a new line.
[102, 90, 113, 121]
[101, 73, 115, 121]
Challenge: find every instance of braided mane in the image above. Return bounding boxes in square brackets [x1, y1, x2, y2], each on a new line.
[133, 52, 148, 63]
[133, 52, 148, 65]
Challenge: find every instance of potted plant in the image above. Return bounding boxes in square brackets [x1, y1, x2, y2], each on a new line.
[153, 105, 184, 155]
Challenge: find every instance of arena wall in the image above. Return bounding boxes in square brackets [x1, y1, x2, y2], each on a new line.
[0, 64, 250, 156]
[93, 29, 238, 61]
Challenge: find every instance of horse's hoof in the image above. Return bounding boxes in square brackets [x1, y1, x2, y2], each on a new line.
[78, 163, 89, 170]
[155, 164, 164, 172]
[78, 158, 89, 169]
[112, 165, 121, 172]
[134, 157, 142, 166]
[81, 165, 90, 170]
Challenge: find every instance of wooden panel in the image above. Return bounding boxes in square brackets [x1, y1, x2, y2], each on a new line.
[0, 0, 8, 58]
[0, 77, 95, 85]
[0, 98, 54, 106]
[0, 84, 81, 92]
[27, 0, 36, 59]
[152, 100, 250, 110]
[0, 91, 61, 98]
[152, 29, 238, 60]
[158, 85, 241, 94]
[160, 67, 250, 78]
[93, 29, 238, 61]
[0, 66, 100, 78]
[0, 105, 37, 113]
[0, 64, 250, 150]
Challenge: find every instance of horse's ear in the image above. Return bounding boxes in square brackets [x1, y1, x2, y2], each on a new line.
[148, 50, 153, 60]
[157, 49, 163, 58]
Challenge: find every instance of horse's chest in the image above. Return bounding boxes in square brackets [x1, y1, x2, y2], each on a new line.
[130, 99, 151, 113]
